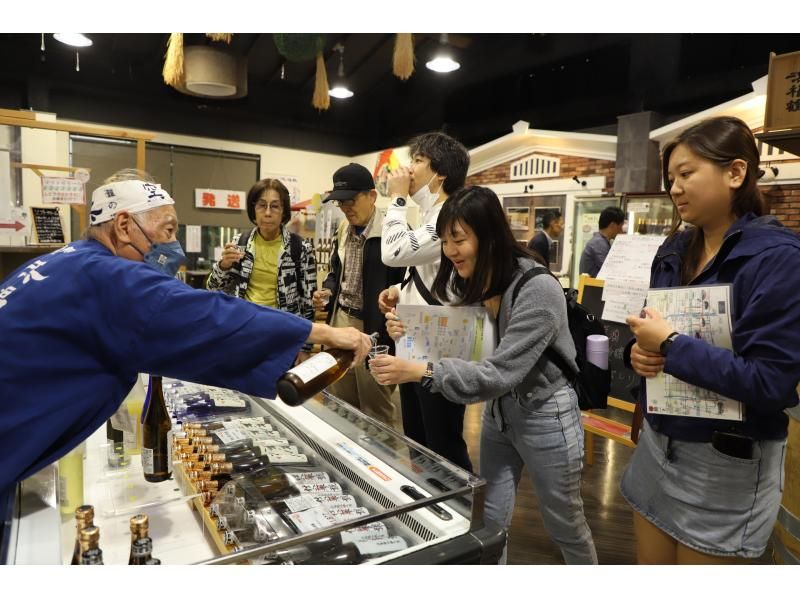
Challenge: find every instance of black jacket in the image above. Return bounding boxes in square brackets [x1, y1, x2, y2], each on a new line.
[322, 212, 406, 352]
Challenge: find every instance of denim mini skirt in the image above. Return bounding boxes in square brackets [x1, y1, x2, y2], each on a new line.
[620, 420, 787, 558]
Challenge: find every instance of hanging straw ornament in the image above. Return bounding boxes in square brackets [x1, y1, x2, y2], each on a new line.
[392, 33, 415, 80]
[312, 52, 330, 111]
[206, 33, 233, 44]
[162, 33, 185, 88]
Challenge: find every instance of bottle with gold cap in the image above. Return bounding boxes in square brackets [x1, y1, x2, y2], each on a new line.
[79, 526, 104, 565]
[127, 514, 151, 565]
[70, 505, 94, 565]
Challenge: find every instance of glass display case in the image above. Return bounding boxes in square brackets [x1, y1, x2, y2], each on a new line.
[569, 195, 622, 288]
[621, 193, 674, 237]
[3, 381, 504, 565]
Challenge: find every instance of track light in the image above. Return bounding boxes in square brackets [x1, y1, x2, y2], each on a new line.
[426, 33, 460, 73]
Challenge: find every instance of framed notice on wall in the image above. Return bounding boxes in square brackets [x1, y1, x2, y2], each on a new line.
[30, 207, 65, 244]
[41, 176, 86, 205]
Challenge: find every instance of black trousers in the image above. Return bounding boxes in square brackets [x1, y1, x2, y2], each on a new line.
[400, 382, 473, 473]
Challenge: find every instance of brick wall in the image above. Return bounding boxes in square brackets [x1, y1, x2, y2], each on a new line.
[765, 184, 800, 233]
[467, 151, 616, 192]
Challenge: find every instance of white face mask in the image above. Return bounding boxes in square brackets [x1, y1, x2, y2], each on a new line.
[410, 173, 441, 208]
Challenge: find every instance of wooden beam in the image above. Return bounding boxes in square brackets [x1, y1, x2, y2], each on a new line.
[0, 115, 155, 142]
[136, 138, 146, 171]
[0, 108, 36, 120]
[11, 162, 90, 174]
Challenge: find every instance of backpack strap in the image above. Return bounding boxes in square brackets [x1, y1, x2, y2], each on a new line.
[288, 232, 306, 307]
[510, 266, 578, 381]
[403, 266, 442, 306]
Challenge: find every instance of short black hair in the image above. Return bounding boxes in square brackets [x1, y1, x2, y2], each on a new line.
[599, 207, 625, 229]
[432, 186, 544, 305]
[541, 210, 562, 230]
[246, 179, 291, 225]
[407, 132, 470, 195]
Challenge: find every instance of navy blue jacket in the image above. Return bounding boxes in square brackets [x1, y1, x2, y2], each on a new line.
[639, 213, 800, 441]
[527, 231, 551, 265]
[0, 240, 312, 496]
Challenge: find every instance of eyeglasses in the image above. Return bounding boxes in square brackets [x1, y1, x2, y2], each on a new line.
[254, 201, 282, 212]
[332, 198, 357, 208]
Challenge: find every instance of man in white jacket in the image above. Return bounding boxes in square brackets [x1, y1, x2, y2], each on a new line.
[378, 132, 472, 471]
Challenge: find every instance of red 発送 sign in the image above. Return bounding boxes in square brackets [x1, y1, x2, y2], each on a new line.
[194, 189, 246, 210]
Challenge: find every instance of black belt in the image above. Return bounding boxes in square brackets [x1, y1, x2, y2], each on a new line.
[337, 303, 363, 320]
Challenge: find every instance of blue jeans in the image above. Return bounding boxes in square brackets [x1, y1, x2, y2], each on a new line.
[481, 385, 598, 564]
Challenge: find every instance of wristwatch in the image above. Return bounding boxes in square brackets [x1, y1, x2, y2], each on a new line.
[659, 332, 680, 357]
[420, 361, 435, 390]
[393, 197, 406, 207]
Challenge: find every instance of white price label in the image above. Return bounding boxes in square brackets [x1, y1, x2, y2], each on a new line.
[142, 448, 154, 474]
[210, 397, 247, 408]
[286, 352, 337, 384]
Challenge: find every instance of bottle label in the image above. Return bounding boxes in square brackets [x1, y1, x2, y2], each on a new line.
[286, 352, 337, 384]
[311, 494, 357, 510]
[286, 506, 336, 533]
[122, 429, 138, 452]
[298, 483, 342, 495]
[210, 396, 247, 408]
[238, 421, 273, 432]
[328, 507, 369, 523]
[245, 429, 282, 440]
[213, 428, 250, 445]
[252, 438, 290, 449]
[287, 472, 329, 484]
[340, 523, 389, 544]
[263, 445, 299, 455]
[282, 494, 321, 513]
[353, 536, 409, 556]
[266, 452, 308, 465]
[233, 417, 270, 426]
[142, 448, 154, 474]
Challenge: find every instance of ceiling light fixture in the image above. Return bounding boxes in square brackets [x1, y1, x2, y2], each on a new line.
[426, 33, 460, 73]
[53, 33, 93, 48]
[329, 43, 354, 99]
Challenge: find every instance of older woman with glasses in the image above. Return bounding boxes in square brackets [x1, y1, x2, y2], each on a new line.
[207, 178, 318, 362]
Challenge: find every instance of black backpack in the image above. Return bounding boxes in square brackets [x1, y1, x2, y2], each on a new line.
[510, 267, 610, 410]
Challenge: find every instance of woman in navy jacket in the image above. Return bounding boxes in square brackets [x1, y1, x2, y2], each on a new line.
[623, 116, 800, 564]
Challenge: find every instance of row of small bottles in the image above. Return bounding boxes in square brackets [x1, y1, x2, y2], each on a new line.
[71, 505, 160, 565]
[634, 217, 672, 236]
[174, 417, 408, 564]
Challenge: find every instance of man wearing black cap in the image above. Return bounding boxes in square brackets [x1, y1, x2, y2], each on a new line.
[312, 163, 406, 428]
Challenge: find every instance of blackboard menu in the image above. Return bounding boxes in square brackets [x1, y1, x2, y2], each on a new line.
[579, 283, 639, 404]
[31, 207, 65, 244]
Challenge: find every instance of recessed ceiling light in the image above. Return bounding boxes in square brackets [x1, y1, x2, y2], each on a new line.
[53, 33, 93, 48]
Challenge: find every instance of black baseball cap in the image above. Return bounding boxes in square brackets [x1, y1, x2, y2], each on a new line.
[324, 163, 375, 202]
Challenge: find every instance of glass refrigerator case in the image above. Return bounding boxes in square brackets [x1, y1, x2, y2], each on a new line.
[621, 193, 674, 237]
[570, 195, 622, 288]
[3, 381, 504, 565]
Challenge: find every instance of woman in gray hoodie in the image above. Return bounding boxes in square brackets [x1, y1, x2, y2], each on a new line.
[370, 186, 597, 564]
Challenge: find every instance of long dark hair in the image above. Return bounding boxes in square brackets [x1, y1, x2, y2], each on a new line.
[661, 116, 765, 283]
[431, 186, 546, 305]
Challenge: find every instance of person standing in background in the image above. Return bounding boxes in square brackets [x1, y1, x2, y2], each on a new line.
[579, 206, 626, 278]
[527, 210, 563, 267]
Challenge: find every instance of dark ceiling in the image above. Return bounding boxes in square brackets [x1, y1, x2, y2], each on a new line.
[1, 33, 799, 155]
